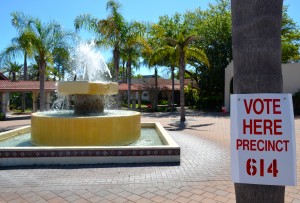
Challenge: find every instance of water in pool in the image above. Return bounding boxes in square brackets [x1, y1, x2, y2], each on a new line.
[0, 128, 164, 147]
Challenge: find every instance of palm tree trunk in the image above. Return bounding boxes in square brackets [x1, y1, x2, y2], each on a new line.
[127, 59, 132, 110]
[153, 67, 158, 110]
[21, 51, 28, 112]
[171, 65, 175, 110]
[113, 45, 120, 82]
[231, 0, 284, 202]
[12, 72, 16, 81]
[122, 60, 126, 82]
[23, 52, 28, 80]
[39, 61, 46, 111]
[179, 50, 186, 122]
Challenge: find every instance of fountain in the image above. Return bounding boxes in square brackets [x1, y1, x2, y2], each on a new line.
[31, 81, 141, 146]
[0, 43, 180, 166]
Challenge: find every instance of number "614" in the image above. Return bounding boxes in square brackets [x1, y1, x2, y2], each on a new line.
[246, 159, 278, 177]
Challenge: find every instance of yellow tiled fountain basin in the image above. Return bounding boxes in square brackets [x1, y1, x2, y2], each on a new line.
[58, 81, 118, 95]
[31, 110, 141, 146]
[0, 123, 180, 167]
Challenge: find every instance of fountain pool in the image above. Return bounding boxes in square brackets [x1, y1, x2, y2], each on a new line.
[0, 123, 180, 167]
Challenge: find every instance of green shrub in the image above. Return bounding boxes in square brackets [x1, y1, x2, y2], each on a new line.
[0, 113, 6, 121]
[158, 100, 168, 105]
[198, 95, 223, 111]
[141, 100, 151, 105]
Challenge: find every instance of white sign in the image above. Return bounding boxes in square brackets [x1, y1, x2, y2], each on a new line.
[231, 93, 297, 186]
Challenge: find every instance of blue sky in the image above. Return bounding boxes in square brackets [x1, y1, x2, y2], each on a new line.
[1, 0, 299, 77]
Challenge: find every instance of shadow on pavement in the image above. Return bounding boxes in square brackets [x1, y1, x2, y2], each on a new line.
[141, 110, 229, 118]
[165, 122, 214, 131]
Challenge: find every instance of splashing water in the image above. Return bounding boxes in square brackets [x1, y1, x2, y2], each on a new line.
[51, 94, 69, 111]
[74, 42, 112, 81]
[51, 42, 115, 111]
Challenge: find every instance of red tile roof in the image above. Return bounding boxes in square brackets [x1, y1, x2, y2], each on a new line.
[118, 82, 181, 91]
[0, 78, 196, 92]
[118, 78, 196, 91]
[0, 80, 57, 92]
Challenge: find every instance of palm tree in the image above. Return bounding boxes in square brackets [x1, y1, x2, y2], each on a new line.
[231, 0, 284, 202]
[27, 63, 39, 81]
[12, 12, 73, 111]
[74, 0, 125, 81]
[1, 61, 22, 81]
[152, 34, 208, 122]
[52, 47, 71, 81]
[120, 21, 146, 109]
[149, 46, 178, 110]
[0, 32, 33, 80]
[0, 30, 34, 112]
[168, 35, 208, 122]
[147, 14, 208, 121]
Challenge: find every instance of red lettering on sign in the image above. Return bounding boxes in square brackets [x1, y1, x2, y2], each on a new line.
[246, 158, 279, 177]
[244, 99, 253, 114]
[236, 139, 289, 152]
[273, 99, 281, 114]
[243, 119, 282, 135]
[274, 119, 282, 135]
[243, 98, 282, 115]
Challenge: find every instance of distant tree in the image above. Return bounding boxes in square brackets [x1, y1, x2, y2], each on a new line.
[27, 63, 39, 81]
[0, 30, 34, 112]
[186, 0, 299, 109]
[186, 0, 232, 106]
[168, 35, 208, 122]
[120, 21, 146, 109]
[52, 47, 72, 81]
[1, 61, 22, 81]
[0, 31, 33, 80]
[281, 6, 300, 63]
[150, 13, 208, 122]
[132, 74, 143, 79]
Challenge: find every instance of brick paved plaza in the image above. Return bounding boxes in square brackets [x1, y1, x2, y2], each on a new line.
[0, 110, 300, 203]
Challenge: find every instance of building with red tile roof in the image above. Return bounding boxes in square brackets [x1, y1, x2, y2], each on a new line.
[0, 80, 57, 115]
[0, 76, 196, 115]
[118, 77, 197, 109]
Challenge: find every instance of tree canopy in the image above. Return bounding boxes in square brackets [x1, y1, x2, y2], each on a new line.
[1, 0, 299, 112]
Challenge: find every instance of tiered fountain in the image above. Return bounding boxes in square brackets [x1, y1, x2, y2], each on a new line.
[32, 43, 141, 146]
[31, 81, 141, 146]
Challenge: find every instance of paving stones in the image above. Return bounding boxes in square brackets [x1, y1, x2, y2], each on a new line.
[0, 111, 300, 202]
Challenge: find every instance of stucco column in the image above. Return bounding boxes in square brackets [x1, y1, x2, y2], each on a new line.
[148, 91, 157, 109]
[32, 91, 38, 112]
[66, 95, 71, 110]
[45, 92, 51, 110]
[1, 92, 9, 115]
[131, 91, 136, 109]
[137, 91, 142, 109]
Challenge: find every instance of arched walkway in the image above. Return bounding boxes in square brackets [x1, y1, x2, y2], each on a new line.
[0, 81, 56, 116]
